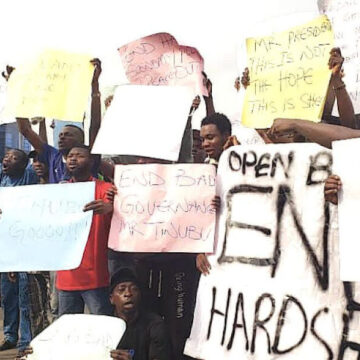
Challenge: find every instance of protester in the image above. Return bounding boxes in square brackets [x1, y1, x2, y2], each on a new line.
[22, 268, 171, 360]
[109, 268, 171, 360]
[200, 112, 236, 165]
[192, 129, 206, 163]
[0, 149, 38, 358]
[56, 145, 113, 316]
[196, 113, 233, 275]
[28, 151, 48, 184]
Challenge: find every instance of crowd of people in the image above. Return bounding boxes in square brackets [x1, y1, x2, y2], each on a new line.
[0, 45, 359, 360]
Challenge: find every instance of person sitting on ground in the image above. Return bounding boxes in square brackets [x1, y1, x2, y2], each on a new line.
[109, 268, 171, 360]
[23, 268, 171, 360]
[56, 145, 113, 316]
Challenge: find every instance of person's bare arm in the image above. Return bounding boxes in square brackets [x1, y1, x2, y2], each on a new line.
[328, 48, 356, 128]
[16, 117, 45, 153]
[202, 72, 215, 116]
[270, 118, 360, 148]
[179, 96, 201, 163]
[38, 118, 48, 143]
[89, 58, 102, 149]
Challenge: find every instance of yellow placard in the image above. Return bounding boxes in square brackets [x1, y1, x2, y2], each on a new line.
[5, 50, 93, 122]
[242, 15, 334, 128]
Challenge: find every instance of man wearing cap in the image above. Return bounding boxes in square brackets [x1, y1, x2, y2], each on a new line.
[109, 268, 171, 360]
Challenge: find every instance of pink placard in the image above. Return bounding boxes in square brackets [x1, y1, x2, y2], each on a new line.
[108, 164, 216, 253]
[118, 32, 208, 95]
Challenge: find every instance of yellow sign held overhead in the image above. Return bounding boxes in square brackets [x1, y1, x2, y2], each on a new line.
[6, 50, 93, 122]
[242, 15, 334, 128]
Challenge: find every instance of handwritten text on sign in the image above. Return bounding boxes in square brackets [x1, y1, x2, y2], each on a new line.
[27, 314, 126, 360]
[108, 164, 216, 253]
[118, 32, 207, 95]
[185, 143, 360, 359]
[5, 49, 93, 122]
[0, 182, 94, 271]
[242, 15, 334, 128]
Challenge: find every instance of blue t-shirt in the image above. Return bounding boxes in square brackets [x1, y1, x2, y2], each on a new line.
[0, 165, 39, 187]
[38, 144, 99, 184]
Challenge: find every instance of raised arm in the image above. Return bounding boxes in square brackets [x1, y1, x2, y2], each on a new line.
[89, 58, 102, 149]
[202, 71, 215, 116]
[16, 117, 45, 153]
[178, 96, 201, 163]
[328, 48, 356, 128]
[38, 118, 48, 143]
[270, 118, 360, 148]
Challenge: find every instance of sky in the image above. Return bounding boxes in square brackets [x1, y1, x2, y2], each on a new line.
[0, 0, 320, 128]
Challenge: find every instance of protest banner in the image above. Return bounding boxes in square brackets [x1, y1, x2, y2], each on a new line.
[118, 32, 207, 95]
[27, 314, 126, 360]
[318, 0, 360, 115]
[242, 15, 334, 128]
[185, 143, 360, 359]
[0, 182, 94, 271]
[5, 49, 93, 122]
[108, 164, 216, 252]
[91, 85, 193, 161]
[333, 138, 360, 281]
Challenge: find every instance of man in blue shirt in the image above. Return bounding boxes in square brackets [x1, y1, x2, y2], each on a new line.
[0, 149, 38, 186]
[0, 148, 38, 358]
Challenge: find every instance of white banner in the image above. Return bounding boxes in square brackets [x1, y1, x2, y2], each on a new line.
[185, 143, 360, 360]
[91, 85, 193, 161]
[0, 182, 94, 271]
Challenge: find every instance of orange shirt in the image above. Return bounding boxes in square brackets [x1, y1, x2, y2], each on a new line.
[57, 178, 112, 290]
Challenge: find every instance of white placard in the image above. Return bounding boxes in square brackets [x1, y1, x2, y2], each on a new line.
[27, 314, 126, 360]
[91, 85, 193, 161]
[0, 182, 94, 271]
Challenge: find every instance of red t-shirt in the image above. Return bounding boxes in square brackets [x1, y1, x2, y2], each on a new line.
[56, 178, 112, 291]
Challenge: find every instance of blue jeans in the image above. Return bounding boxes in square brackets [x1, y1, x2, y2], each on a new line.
[1, 272, 32, 350]
[58, 287, 112, 316]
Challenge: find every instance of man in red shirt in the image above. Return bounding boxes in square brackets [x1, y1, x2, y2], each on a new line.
[56, 145, 113, 316]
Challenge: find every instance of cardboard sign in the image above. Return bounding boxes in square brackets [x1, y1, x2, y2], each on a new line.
[242, 15, 334, 128]
[0, 182, 94, 271]
[185, 143, 360, 359]
[5, 49, 93, 122]
[91, 85, 193, 161]
[118, 32, 207, 95]
[27, 314, 126, 360]
[108, 164, 216, 252]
